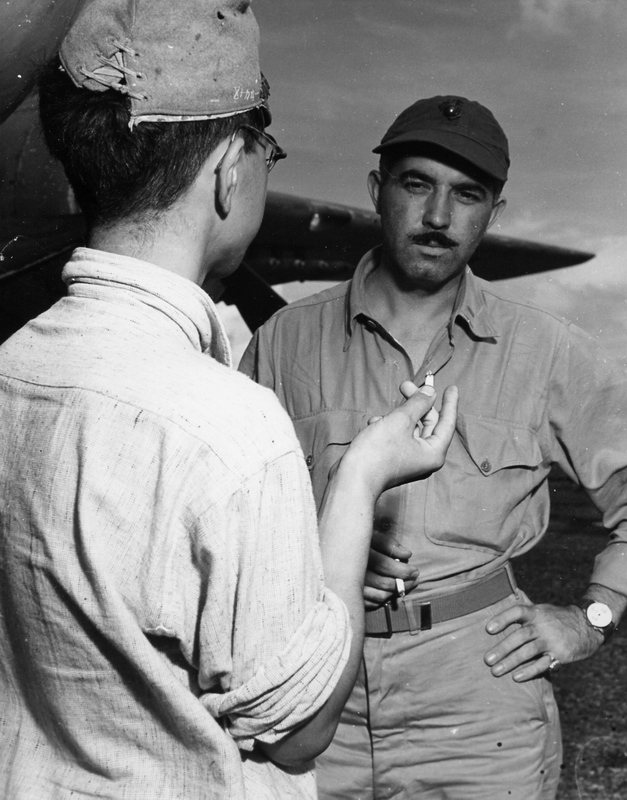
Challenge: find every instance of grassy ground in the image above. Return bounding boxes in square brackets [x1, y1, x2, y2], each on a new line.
[514, 470, 627, 800]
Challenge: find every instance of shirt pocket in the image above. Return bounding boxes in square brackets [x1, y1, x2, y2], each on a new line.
[424, 412, 544, 553]
[293, 409, 368, 511]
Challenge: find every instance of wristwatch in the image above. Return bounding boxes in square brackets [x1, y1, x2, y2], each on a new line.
[579, 599, 616, 641]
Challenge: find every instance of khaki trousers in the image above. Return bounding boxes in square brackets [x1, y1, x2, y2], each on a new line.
[316, 592, 562, 800]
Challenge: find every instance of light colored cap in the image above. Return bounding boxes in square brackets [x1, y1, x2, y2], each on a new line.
[59, 0, 268, 127]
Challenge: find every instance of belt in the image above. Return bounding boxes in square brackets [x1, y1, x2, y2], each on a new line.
[365, 566, 515, 637]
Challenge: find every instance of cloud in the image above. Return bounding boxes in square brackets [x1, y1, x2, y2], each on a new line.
[499, 236, 627, 367]
[513, 0, 615, 37]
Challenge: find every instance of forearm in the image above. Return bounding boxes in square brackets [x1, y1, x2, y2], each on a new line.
[259, 452, 375, 766]
[588, 538, 627, 601]
[579, 540, 627, 652]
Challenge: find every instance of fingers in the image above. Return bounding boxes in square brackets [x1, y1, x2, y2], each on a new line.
[399, 379, 423, 399]
[397, 383, 457, 439]
[419, 406, 439, 439]
[427, 385, 458, 451]
[368, 550, 418, 591]
[397, 382, 437, 421]
[364, 569, 417, 594]
[364, 587, 394, 609]
[486, 604, 534, 635]
[484, 604, 539, 679]
[372, 383, 437, 435]
[399, 382, 457, 449]
[363, 572, 419, 608]
[485, 626, 542, 679]
[365, 534, 418, 607]
[346, 382, 459, 495]
[370, 531, 412, 561]
[507, 653, 556, 683]
[483, 603, 594, 682]
[366, 543, 418, 592]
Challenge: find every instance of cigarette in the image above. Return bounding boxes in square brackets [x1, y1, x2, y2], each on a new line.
[393, 557, 406, 598]
[425, 371, 434, 388]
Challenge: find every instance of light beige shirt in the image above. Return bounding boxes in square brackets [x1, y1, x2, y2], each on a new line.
[0, 248, 350, 799]
[241, 248, 627, 598]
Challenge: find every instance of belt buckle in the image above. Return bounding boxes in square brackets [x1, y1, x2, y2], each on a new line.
[420, 602, 432, 631]
[406, 600, 432, 634]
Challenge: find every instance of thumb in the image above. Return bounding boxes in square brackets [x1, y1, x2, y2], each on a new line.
[397, 382, 437, 422]
[371, 531, 412, 560]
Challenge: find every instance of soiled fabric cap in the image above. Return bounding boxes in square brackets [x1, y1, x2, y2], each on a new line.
[60, 0, 268, 126]
[373, 95, 509, 182]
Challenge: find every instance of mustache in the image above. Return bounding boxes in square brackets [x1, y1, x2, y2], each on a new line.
[410, 231, 458, 248]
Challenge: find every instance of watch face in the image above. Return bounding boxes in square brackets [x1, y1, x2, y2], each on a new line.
[587, 602, 613, 628]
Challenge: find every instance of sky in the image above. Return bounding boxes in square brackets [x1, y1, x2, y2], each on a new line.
[222, 0, 627, 365]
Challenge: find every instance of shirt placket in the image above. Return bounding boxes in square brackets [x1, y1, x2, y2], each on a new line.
[357, 315, 415, 408]
[413, 324, 455, 388]
[358, 316, 455, 558]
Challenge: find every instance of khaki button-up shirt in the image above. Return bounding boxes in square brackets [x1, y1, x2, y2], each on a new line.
[240, 248, 627, 598]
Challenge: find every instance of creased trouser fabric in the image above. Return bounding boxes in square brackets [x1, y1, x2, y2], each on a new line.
[316, 591, 562, 800]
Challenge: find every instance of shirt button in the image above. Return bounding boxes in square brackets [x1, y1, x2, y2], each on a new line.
[480, 459, 491, 473]
[306, 455, 313, 467]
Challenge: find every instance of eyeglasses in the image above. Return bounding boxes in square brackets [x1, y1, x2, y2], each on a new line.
[240, 124, 287, 172]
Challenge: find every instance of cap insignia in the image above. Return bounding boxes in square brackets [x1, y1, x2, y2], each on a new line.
[439, 99, 463, 120]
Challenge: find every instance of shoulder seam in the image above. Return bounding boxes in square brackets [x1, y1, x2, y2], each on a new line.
[480, 285, 574, 327]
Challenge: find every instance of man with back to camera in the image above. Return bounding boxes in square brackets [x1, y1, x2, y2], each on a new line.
[0, 4, 459, 797]
[240, 95, 627, 799]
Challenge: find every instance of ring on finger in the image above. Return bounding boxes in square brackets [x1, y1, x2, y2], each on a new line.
[546, 653, 561, 672]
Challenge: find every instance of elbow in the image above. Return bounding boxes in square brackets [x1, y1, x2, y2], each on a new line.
[258, 724, 337, 767]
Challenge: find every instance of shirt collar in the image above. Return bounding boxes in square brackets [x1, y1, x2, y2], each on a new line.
[346, 248, 498, 345]
[63, 247, 232, 367]
[450, 266, 499, 340]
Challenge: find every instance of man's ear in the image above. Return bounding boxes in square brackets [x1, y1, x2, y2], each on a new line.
[367, 170, 383, 215]
[215, 135, 246, 219]
[487, 196, 507, 230]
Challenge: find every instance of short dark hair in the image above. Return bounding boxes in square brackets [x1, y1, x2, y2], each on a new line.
[38, 57, 261, 229]
[379, 143, 505, 200]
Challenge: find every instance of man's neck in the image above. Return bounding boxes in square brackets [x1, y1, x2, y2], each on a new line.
[362, 257, 464, 370]
[365, 262, 462, 338]
[89, 217, 209, 286]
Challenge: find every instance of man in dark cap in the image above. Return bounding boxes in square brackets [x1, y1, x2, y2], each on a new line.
[0, 8, 459, 798]
[240, 95, 627, 798]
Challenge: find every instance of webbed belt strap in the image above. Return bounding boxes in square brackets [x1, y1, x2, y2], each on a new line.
[365, 566, 515, 637]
